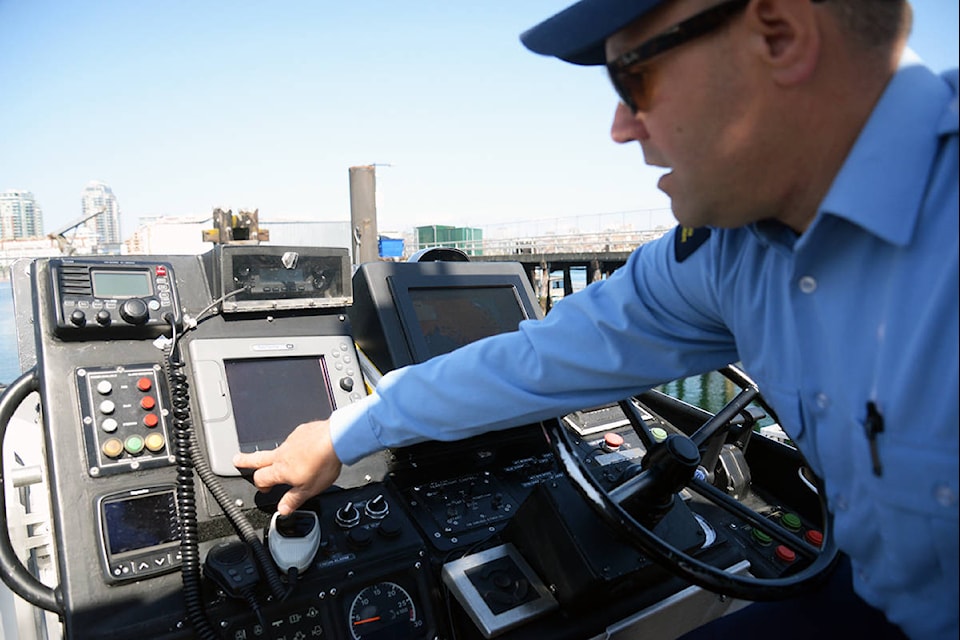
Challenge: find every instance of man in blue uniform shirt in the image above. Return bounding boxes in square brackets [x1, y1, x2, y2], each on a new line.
[236, 1, 958, 637]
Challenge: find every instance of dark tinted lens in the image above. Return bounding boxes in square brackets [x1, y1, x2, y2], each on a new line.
[609, 68, 645, 114]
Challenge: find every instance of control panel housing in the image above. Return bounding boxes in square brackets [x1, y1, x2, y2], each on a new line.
[76, 363, 174, 477]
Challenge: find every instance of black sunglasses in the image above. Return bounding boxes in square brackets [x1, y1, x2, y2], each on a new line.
[607, 0, 750, 113]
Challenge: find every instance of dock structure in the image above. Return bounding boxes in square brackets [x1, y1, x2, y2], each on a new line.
[410, 226, 671, 312]
[1, 210, 673, 313]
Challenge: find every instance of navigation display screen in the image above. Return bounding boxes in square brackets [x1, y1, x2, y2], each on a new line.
[224, 356, 335, 452]
[102, 490, 179, 555]
[408, 286, 527, 359]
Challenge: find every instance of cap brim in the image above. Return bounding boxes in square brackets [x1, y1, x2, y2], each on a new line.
[520, 0, 665, 66]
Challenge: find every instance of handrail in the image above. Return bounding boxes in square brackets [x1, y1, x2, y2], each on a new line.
[0, 368, 63, 614]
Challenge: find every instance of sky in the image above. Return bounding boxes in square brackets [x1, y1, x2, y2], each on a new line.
[1, 1, 957, 238]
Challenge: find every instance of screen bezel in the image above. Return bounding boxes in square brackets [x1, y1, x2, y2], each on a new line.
[100, 487, 180, 557]
[188, 335, 362, 476]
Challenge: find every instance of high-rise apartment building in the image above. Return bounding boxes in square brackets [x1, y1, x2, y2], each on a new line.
[0, 190, 45, 239]
[81, 181, 121, 252]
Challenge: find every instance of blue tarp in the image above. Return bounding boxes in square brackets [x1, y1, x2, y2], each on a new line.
[378, 237, 404, 258]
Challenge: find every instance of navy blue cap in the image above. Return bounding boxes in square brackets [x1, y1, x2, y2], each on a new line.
[520, 0, 666, 66]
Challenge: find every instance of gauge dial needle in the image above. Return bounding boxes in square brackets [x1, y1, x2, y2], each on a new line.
[354, 616, 381, 626]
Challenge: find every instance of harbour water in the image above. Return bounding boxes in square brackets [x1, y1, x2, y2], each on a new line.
[0, 282, 22, 385]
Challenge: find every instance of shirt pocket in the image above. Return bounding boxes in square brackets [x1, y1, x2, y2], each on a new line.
[867, 440, 958, 590]
[753, 378, 807, 445]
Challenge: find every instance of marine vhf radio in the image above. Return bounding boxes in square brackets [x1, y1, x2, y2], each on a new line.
[48, 257, 182, 339]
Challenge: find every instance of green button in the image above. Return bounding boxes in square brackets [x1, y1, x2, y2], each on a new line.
[782, 513, 802, 531]
[751, 528, 773, 545]
[124, 435, 145, 455]
[650, 427, 668, 443]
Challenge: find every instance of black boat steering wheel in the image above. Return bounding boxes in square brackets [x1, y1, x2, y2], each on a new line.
[545, 366, 838, 601]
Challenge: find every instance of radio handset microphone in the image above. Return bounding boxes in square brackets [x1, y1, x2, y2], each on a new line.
[266, 511, 321, 578]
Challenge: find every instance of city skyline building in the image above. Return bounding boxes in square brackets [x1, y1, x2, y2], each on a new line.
[0, 190, 44, 239]
[81, 180, 121, 254]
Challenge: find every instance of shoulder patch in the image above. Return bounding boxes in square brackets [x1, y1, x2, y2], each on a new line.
[673, 225, 711, 263]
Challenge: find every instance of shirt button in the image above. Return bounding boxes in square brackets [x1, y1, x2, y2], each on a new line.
[834, 494, 848, 511]
[815, 393, 830, 410]
[934, 485, 957, 507]
[798, 276, 818, 294]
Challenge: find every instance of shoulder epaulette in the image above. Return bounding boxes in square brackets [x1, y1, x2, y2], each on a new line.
[674, 225, 711, 263]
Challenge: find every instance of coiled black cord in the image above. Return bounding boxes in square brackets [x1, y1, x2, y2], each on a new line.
[166, 351, 219, 640]
[161, 311, 287, 640]
[240, 586, 268, 632]
[186, 413, 288, 602]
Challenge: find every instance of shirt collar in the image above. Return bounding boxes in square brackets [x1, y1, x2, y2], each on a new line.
[748, 51, 956, 250]
[816, 50, 956, 247]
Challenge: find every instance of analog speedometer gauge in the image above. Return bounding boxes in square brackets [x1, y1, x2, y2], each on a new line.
[348, 581, 423, 639]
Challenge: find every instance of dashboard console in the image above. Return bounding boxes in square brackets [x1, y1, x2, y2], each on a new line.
[0, 245, 827, 640]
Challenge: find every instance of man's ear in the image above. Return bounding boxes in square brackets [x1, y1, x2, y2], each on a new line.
[743, 0, 820, 86]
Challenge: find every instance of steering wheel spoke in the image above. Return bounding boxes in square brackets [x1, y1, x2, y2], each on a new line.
[687, 477, 823, 563]
[618, 398, 661, 449]
[689, 385, 758, 447]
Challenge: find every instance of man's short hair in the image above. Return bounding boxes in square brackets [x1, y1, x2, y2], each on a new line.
[826, 0, 912, 50]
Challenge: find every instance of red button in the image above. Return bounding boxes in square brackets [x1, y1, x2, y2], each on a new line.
[775, 545, 796, 563]
[137, 377, 153, 392]
[140, 396, 156, 410]
[604, 432, 625, 451]
[155, 265, 167, 277]
[143, 413, 159, 428]
[804, 529, 824, 547]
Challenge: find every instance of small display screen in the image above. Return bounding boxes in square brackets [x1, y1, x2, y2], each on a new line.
[91, 270, 153, 298]
[256, 267, 305, 283]
[224, 356, 335, 452]
[408, 286, 527, 359]
[102, 490, 180, 555]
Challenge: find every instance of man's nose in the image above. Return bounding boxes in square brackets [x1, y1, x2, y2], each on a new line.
[610, 101, 648, 143]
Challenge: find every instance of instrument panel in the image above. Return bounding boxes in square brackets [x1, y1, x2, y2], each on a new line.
[0, 246, 827, 640]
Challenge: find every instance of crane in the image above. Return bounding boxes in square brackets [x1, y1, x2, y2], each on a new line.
[47, 209, 103, 256]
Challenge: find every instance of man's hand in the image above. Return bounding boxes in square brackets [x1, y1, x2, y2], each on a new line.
[233, 420, 343, 516]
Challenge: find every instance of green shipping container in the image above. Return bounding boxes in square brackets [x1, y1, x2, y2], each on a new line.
[414, 225, 483, 256]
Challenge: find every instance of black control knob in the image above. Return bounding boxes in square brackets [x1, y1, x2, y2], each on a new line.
[69, 309, 86, 327]
[119, 298, 149, 325]
[377, 515, 402, 539]
[364, 494, 389, 520]
[347, 527, 373, 549]
[335, 501, 361, 529]
[95, 310, 112, 326]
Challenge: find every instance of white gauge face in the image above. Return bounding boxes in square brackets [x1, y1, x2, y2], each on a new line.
[348, 581, 420, 640]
